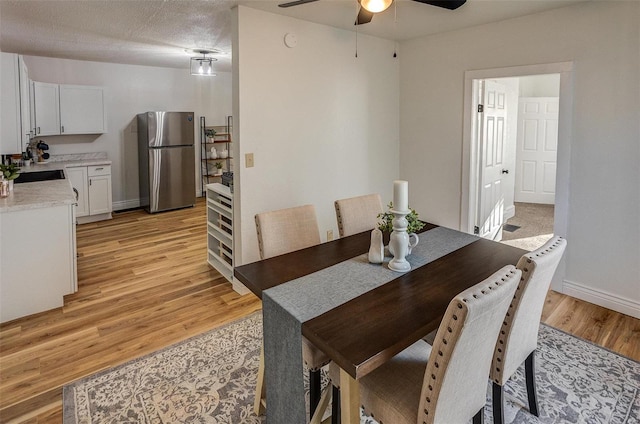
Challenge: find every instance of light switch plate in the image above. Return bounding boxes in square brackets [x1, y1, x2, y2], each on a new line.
[245, 153, 254, 168]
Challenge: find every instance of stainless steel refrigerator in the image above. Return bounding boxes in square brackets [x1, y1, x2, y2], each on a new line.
[137, 111, 195, 213]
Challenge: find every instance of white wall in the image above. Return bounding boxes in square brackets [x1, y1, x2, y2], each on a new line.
[24, 56, 232, 209]
[234, 6, 400, 265]
[519, 74, 560, 97]
[399, 1, 640, 317]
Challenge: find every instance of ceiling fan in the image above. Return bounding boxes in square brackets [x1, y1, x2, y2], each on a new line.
[278, 0, 466, 25]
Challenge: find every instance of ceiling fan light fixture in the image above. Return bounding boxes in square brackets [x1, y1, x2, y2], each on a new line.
[360, 0, 393, 13]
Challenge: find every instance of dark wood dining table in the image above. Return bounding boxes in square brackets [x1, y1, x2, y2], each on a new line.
[234, 223, 526, 423]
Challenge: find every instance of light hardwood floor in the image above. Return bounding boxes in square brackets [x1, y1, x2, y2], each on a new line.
[1, 199, 638, 423]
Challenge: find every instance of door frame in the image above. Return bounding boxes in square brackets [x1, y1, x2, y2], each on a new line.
[461, 62, 573, 291]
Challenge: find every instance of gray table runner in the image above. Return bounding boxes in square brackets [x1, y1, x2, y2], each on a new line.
[262, 226, 478, 423]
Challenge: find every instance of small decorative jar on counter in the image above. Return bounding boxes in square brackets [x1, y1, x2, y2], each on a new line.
[0, 178, 9, 198]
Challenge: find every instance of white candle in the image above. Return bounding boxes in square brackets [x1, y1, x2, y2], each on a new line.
[393, 180, 408, 212]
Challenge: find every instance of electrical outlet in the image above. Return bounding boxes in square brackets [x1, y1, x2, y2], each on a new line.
[245, 153, 254, 168]
[327, 230, 334, 241]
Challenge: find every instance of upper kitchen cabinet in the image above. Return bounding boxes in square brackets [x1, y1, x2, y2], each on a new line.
[1, 53, 31, 154]
[18, 57, 31, 148]
[32, 81, 61, 136]
[32, 82, 106, 136]
[59, 85, 106, 134]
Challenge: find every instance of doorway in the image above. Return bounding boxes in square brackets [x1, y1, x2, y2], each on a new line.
[474, 74, 560, 249]
[460, 62, 573, 291]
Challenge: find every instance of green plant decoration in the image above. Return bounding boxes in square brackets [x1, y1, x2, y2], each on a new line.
[377, 202, 425, 233]
[204, 128, 217, 138]
[214, 161, 223, 169]
[0, 163, 21, 181]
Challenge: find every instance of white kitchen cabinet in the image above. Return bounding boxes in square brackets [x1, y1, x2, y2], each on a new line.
[32, 83, 105, 136]
[1, 53, 31, 154]
[59, 85, 105, 134]
[0, 53, 21, 154]
[0, 203, 76, 323]
[66, 166, 89, 217]
[32, 81, 60, 136]
[18, 56, 31, 149]
[67, 164, 112, 223]
[88, 165, 112, 215]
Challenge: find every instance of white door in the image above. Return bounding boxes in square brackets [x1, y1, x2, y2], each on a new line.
[33, 81, 60, 136]
[18, 56, 32, 150]
[59, 85, 105, 134]
[88, 175, 112, 215]
[515, 97, 559, 204]
[0, 53, 21, 154]
[477, 80, 507, 240]
[66, 167, 89, 217]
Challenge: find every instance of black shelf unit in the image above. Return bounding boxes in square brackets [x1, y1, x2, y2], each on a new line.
[200, 115, 232, 197]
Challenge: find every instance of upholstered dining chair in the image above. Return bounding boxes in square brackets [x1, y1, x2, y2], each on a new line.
[255, 204, 322, 259]
[313, 265, 521, 424]
[491, 236, 567, 424]
[254, 204, 330, 419]
[334, 193, 383, 237]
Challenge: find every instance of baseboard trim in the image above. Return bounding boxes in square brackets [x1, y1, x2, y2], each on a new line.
[231, 278, 251, 296]
[77, 213, 112, 224]
[504, 205, 515, 221]
[113, 196, 203, 211]
[562, 280, 640, 319]
[113, 199, 141, 211]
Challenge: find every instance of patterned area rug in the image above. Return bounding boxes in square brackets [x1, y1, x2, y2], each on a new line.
[64, 312, 639, 423]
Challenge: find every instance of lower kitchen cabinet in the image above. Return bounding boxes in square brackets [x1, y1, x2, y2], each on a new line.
[0, 203, 77, 323]
[66, 166, 89, 216]
[88, 166, 112, 215]
[67, 164, 112, 223]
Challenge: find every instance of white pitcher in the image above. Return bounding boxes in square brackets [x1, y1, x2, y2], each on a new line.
[388, 233, 419, 256]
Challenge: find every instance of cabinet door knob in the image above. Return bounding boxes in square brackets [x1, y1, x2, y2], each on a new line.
[37, 127, 41, 134]
[61, 125, 65, 133]
[73, 187, 79, 201]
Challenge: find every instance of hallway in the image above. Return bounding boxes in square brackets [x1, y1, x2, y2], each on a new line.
[501, 202, 554, 251]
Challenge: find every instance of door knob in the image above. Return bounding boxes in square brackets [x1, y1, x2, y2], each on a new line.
[501, 169, 509, 174]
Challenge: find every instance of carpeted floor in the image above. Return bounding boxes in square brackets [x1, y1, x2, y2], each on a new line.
[64, 312, 639, 423]
[501, 202, 555, 251]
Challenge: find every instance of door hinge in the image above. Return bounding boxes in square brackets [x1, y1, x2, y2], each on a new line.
[477, 104, 484, 113]
[474, 226, 480, 235]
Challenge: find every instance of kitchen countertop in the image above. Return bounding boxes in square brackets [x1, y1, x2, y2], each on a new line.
[20, 158, 111, 173]
[0, 157, 111, 213]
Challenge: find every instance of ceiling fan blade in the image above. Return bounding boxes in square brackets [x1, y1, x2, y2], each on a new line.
[411, 0, 466, 10]
[355, 6, 374, 25]
[278, 0, 319, 8]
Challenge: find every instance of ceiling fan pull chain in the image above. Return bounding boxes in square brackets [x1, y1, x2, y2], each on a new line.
[393, 0, 398, 57]
[355, 0, 359, 57]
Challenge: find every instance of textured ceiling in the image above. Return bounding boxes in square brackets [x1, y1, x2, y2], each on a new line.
[0, 0, 585, 72]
